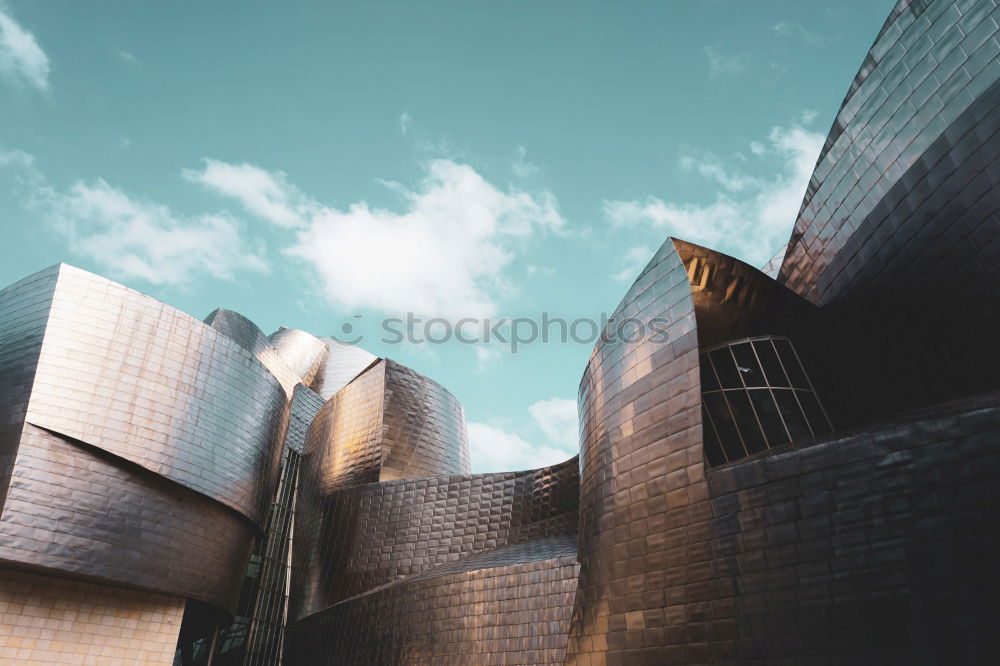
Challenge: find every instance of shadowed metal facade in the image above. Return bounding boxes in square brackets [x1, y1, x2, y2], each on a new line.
[0, 1, 998, 664]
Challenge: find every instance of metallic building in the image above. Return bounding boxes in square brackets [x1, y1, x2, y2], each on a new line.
[0, 1, 998, 664]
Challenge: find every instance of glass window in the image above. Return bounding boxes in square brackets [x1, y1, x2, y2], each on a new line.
[725, 391, 767, 454]
[700, 354, 719, 391]
[730, 342, 765, 387]
[700, 336, 832, 467]
[753, 339, 788, 386]
[705, 393, 745, 461]
[773, 389, 810, 439]
[701, 405, 727, 467]
[774, 338, 809, 389]
[797, 389, 832, 437]
[710, 348, 742, 388]
[748, 389, 789, 447]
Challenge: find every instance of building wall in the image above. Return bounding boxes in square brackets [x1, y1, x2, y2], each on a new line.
[0, 568, 184, 666]
[292, 457, 578, 616]
[285, 540, 580, 666]
[567, 238, 704, 664]
[0, 265, 56, 511]
[24, 265, 289, 525]
[0, 425, 256, 612]
[676, 395, 1000, 665]
[780, 0, 1000, 306]
[381, 359, 470, 480]
[311, 339, 378, 401]
[0, 264, 290, 615]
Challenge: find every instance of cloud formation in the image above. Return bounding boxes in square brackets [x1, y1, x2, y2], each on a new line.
[184, 159, 316, 228]
[191, 157, 565, 319]
[0, 6, 49, 91]
[604, 120, 824, 266]
[0, 148, 268, 286]
[527, 398, 578, 450]
[469, 396, 578, 472]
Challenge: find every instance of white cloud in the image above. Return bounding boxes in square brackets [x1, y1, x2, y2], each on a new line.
[704, 46, 746, 77]
[604, 122, 824, 266]
[528, 397, 578, 450]
[0, 6, 49, 91]
[1, 149, 268, 286]
[117, 49, 141, 67]
[183, 158, 317, 228]
[613, 245, 653, 282]
[468, 422, 573, 473]
[191, 158, 563, 319]
[45, 180, 268, 286]
[468, 396, 578, 472]
[398, 111, 412, 136]
[774, 22, 827, 45]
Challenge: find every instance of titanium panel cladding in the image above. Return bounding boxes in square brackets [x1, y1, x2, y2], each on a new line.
[780, 0, 1000, 306]
[0, 424, 256, 611]
[311, 339, 378, 401]
[291, 457, 578, 617]
[567, 237, 703, 664]
[23, 265, 289, 525]
[286, 543, 580, 666]
[381, 359, 470, 480]
[268, 327, 328, 387]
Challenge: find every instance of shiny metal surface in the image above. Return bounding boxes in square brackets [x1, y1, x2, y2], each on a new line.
[0, 265, 293, 616]
[567, 237, 702, 664]
[311, 338, 378, 401]
[381, 359, 470, 480]
[267, 327, 328, 387]
[0, 265, 57, 512]
[206, 308, 304, 397]
[297, 358, 471, 496]
[22, 265, 289, 525]
[780, 0, 1000, 306]
[0, 424, 256, 612]
[286, 537, 580, 665]
[291, 456, 578, 619]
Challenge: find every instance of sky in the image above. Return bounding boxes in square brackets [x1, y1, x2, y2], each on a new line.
[0, 0, 896, 472]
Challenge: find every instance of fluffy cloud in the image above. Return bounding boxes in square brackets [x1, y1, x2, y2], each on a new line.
[527, 398, 578, 450]
[43, 180, 268, 286]
[183, 159, 316, 228]
[604, 121, 824, 266]
[192, 157, 565, 319]
[1, 149, 267, 286]
[467, 422, 572, 473]
[468, 397, 579, 472]
[0, 6, 48, 91]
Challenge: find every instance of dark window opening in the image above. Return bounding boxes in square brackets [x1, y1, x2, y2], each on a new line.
[701, 335, 831, 467]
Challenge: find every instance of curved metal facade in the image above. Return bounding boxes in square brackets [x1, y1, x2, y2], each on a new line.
[780, 0, 1000, 307]
[2, 3, 999, 663]
[291, 457, 578, 620]
[286, 537, 580, 666]
[267, 327, 328, 387]
[24, 266, 289, 524]
[567, 238, 703, 663]
[311, 338, 378, 401]
[0, 264, 289, 615]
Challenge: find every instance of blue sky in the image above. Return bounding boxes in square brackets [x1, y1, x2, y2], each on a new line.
[0, 0, 895, 472]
